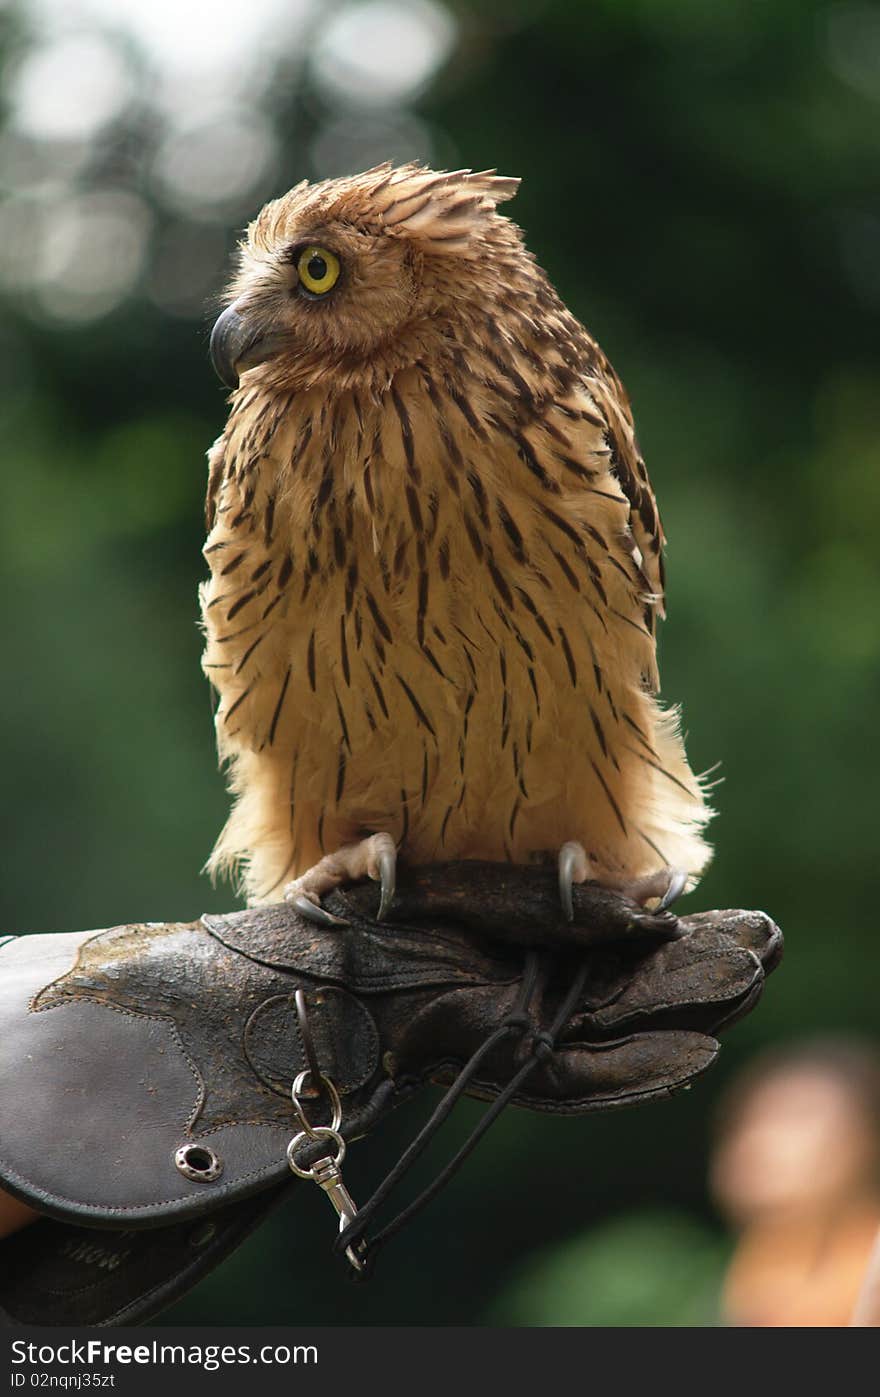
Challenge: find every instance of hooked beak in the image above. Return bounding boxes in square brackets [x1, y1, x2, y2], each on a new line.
[210, 299, 274, 389]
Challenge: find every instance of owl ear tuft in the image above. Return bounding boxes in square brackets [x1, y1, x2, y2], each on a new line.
[369, 165, 520, 254]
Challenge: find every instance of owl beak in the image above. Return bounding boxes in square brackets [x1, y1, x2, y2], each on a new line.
[210, 299, 271, 389]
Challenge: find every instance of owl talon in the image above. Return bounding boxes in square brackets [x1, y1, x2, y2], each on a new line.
[558, 840, 593, 922]
[374, 843, 397, 922]
[615, 866, 689, 911]
[656, 869, 688, 912]
[288, 892, 349, 929]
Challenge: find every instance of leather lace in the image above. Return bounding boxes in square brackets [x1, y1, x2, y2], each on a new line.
[324, 951, 589, 1276]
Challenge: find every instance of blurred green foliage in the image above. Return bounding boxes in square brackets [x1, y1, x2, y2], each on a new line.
[491, 1209, 728, 1326]
[2, 0, 878, 1325]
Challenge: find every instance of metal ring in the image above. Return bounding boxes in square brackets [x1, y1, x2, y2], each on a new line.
[174, 1143, 223, 1182]
[287, 1126, 346, 1179]
[291, 1069, 342, 1136]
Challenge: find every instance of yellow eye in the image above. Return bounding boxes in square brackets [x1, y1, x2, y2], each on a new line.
[297, 245, 340, 296]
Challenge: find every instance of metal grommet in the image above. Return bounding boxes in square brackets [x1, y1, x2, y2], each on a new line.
[174, 1143, 224, 1182]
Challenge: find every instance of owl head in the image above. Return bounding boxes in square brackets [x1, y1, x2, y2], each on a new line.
[210, 163, 521, 392]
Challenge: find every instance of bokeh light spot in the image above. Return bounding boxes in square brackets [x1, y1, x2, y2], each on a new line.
[310, 0, 457, 109]
[7, 33, 132, 141]
[33, 190, 152, 322]
[151, 109, 279, 219]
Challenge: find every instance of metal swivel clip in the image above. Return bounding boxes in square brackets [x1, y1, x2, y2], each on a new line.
[286, 990, 366, 1273]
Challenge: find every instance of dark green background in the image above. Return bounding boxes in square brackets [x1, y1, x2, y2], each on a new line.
[2, 0, 878, 1324]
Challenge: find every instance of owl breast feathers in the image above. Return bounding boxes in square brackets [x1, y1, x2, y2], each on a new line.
[200, 163, 712, 906]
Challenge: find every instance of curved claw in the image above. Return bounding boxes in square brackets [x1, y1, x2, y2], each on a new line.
[290, 893, 348, 929]
[656, 869, 688, 913]
[558, 841, 589, 923]
[375, 845, 397, 922]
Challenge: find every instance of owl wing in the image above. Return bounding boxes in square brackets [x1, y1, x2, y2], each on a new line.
[584, 368, 667, 628]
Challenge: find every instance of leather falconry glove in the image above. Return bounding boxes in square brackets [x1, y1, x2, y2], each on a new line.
[0, 864, 781, 1326]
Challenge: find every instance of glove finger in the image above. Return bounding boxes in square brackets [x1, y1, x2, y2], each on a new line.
[570, 939, 763, 1035]
[464, 1030, 719, 1113]
[677, 909, 783, 972]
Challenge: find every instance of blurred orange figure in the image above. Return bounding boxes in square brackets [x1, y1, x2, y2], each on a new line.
[711, 1040, 880, 1327]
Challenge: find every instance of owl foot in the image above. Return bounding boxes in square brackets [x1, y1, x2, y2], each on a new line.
[557, 841, 687, 922]
[284, 832, 397, 929]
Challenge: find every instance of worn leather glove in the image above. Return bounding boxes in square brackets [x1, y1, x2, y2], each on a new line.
[0, 865, 781, 1325]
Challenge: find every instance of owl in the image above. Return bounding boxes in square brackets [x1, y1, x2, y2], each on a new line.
[201, 163, 711, 925]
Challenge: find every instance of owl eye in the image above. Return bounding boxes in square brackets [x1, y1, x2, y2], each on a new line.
[297, 246, 340, 296]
